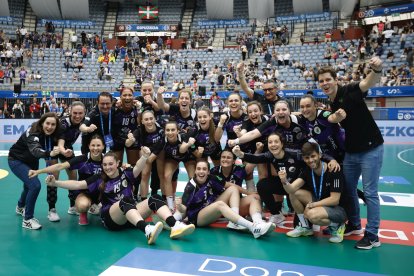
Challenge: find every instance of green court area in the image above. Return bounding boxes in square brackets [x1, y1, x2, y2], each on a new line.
[0, 144, 413, 275]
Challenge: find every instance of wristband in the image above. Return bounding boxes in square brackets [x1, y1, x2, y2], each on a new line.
[217, 122, 223, 128]
[371, 67, 383, 74]
[234, 138, 240, 145]
[283, 181, 291, 185]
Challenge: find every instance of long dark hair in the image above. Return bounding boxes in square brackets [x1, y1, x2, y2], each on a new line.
[197, 106, 216, 145]
[267, 131, 286, 149]
[89, 134, 105, 147]
[30, 112, 61, 140]
[98, 151, 119, 200]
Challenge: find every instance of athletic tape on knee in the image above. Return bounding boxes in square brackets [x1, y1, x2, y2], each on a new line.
[119, 196, 137, 215]
[148, 194, 166, 212]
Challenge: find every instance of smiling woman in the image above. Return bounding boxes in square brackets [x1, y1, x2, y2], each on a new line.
[7, 112, 61, 230]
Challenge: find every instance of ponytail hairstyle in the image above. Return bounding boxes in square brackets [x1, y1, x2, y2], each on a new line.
[178, 88, 193, 101]
[267, 131, 286, 149]
[89, 134, 105, 147]
[273, 99, 292, 114]
[120, 86, 134, 95]
[196, 159, 210, 170]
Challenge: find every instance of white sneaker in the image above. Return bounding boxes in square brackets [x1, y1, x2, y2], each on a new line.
[16, 206, 25, 217]
[67, 206, 79, 216]
[22, 218, 42, 230]
[269, 212, 285, 225]
[145, 222, 163, 245]
[286, 226, 314, 238]
[251, 222, 276, 239]
[88, 203, 101, 215]
[226, 221, 248, 231]
[170, 221, 195, 239]
[47, 208, 60, 222]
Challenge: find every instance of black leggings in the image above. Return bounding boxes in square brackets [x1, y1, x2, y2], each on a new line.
[256, 176, 287, 215]
[47, 186, 58, 210]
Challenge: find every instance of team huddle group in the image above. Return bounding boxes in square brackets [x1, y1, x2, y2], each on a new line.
[8, 58, 385, 249]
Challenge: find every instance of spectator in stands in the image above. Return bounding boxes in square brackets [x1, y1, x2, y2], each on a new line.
[283, 51, 291, 66]
[0, 66, 4, 83]
[340, 26, 345, 40]
[28, 71, 35, 82]
[29, 98, 41, 118]
[382, 28, 394, 46]
[241, 44, 248, 61]
[194, 96, 205, 109]
[49, 100, 59, 113]
[406, 47, 413, 68]
[76, 60, 84, 72]
[15, 46, 23, 67]
[325, 30, 332, 43]
[157, 37, 163, 49]
[19, 67, 27, 87]
[12, 99, 24, 118]
[40, 102, 50, 116]
[300, 33, 305, 45]
[377, 21, 385, 34]
[314, 35, 319, 44]
[386, 50, 395, 62]
[64, 58, 71, 72]
[400, 30, 407, 50]
[264, 51, 272, 65]
[0, 50, 5, 65]
[0, 109, 5, 118]
[70, 33, 78, 49]
[37, 48, 45, 62]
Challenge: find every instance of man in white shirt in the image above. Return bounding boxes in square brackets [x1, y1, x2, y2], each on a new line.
[70, 33, 78, 49]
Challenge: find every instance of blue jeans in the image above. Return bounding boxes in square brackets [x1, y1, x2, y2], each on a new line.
[343, 144, 384, 235]
[8, 159, 41, 220]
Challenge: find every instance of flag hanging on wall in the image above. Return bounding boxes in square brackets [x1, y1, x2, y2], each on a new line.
[138, 6, 159, 20]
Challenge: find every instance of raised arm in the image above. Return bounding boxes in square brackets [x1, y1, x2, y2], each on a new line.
[214, 114, 227, 142]
[133, 146, 152, 178]
[156, 86, 170, 112]
[180, 137, 195, 154]
[359, 57, 383, 92]
[236, 62, 254, 100]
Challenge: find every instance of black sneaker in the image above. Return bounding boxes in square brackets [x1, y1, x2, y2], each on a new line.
[343, 223, 363, 236]
[355, 232, 381, 250]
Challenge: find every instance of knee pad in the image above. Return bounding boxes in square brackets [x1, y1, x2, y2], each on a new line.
[119, 196, 137, 215]
[256, 179, 268, 193]
[148, 194, 166, 212]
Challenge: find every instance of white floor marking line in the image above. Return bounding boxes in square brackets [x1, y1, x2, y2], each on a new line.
[397, 148, 414, 166]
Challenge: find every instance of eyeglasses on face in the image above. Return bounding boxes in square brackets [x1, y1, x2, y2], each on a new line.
[263, 87, 275, 92]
